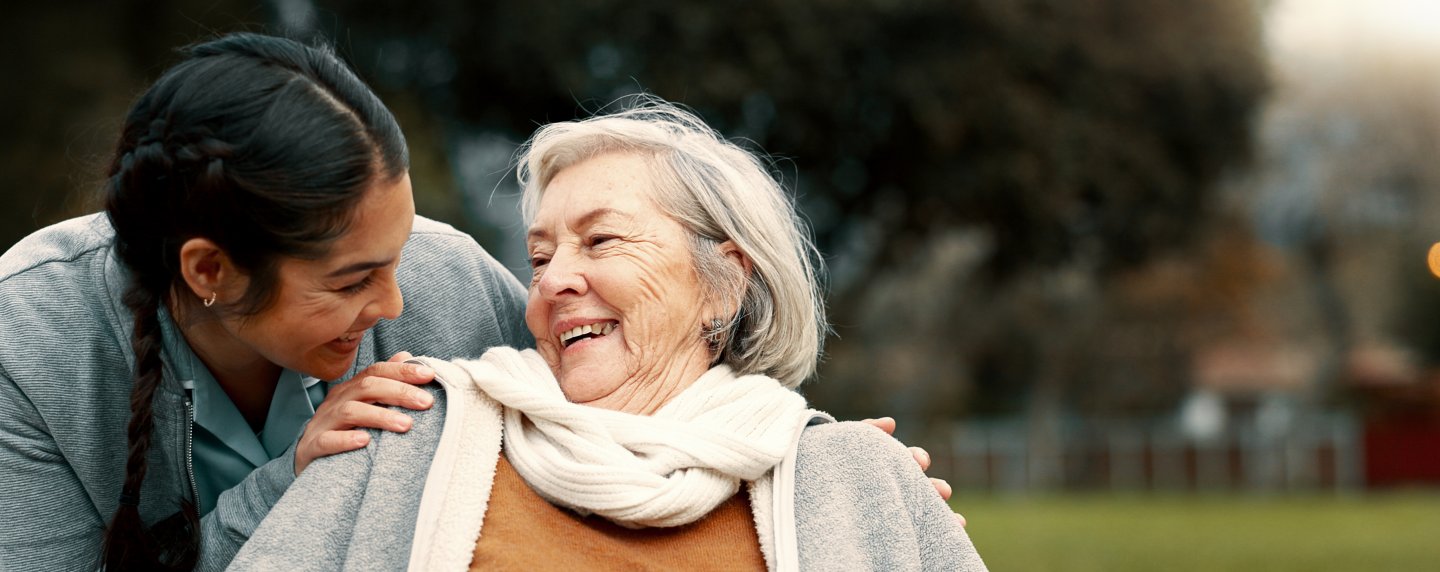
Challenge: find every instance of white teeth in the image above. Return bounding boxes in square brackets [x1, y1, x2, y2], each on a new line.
[560, 321, 616, 346]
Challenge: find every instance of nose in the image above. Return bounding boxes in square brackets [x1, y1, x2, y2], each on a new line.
[535, 248, 587, 300]
[368, 269, 405, 322]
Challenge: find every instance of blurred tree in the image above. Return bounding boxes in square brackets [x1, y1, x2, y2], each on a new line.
[0, 0, 269, 250]
[312, 0, 1267, 466]
[331, 0, 1265, 270]
[2, 2, 1270, 488]
[1256, 50, 1440, 384]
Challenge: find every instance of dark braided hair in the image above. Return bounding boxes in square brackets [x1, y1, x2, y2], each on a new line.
[100, 32, 407, 570]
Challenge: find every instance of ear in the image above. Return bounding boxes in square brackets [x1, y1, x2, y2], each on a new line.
[718, 240, 752, 280]
[177, 238, 243, 307]
[713, 240, 752, 317]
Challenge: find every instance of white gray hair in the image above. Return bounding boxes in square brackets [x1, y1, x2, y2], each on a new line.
[515, 99, 826, 388]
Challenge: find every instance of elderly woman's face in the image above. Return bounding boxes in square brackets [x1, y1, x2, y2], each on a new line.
[525, 152, 715, 407]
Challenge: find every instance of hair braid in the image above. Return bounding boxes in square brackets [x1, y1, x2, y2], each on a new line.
[100, 285, 198, 570]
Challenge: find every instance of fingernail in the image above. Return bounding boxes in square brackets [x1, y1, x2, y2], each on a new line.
[917, 448, 931, 465]
[415, 365, 435, 378]
[415, 391, 434, 407]
[353, 433, 370, 447]
[394, 416, 412, 431]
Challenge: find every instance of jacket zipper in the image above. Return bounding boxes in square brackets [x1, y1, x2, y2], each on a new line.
[183, 397, 199, 509]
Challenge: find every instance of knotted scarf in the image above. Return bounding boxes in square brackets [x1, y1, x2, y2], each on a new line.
[455, 347, 812, 528]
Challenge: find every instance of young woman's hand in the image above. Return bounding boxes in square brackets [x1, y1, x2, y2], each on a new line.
[294, 352, 436, 475]
[861, 416, 967, 527]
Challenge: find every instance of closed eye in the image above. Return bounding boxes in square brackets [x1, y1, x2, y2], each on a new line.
[588, 235, 616, 247]
[338, 274, 374, 295]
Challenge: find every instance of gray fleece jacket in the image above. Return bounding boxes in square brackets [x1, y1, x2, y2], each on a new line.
[0, 214, 531, 571]
[229, 358, 987, 571]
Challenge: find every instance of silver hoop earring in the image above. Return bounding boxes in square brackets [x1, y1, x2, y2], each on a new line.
[203, 292, 217, 308]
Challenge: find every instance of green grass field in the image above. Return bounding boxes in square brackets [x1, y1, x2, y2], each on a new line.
[953, 492, 1440, 571]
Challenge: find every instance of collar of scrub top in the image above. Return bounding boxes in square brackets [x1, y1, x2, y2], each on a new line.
[157, 306, 325, 467]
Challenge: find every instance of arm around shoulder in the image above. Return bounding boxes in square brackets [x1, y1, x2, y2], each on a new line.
[226, 382, 449, 571]
[793, 422, 987, 571]
[223, 429, 376, 571]
[195, 439, 299, 570]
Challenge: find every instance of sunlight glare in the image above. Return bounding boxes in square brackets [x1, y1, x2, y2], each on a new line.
[1270, 0, 1440, 59]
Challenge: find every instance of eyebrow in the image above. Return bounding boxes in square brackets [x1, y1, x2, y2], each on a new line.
[526, 207, 630, 243]
[325, 258, 394, 278]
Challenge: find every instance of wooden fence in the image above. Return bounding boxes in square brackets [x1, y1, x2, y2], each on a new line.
[940, 413, 1364, 492]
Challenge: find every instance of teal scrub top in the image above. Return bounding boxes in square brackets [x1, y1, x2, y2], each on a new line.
[159, 311, 327, 516]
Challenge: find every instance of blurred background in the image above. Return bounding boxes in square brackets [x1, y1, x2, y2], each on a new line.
[3, 0, 1439, 569]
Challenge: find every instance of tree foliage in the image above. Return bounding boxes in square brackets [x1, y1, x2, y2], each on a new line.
[324, 0, 1267, 285]
[0, 1, 1269, 427]
[319, 0, 1268, 423]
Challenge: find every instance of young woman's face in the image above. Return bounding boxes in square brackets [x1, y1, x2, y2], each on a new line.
[221, 173, 416, 381]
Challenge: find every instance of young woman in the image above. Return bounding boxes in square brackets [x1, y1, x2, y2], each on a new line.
[0, 33, 531, 571]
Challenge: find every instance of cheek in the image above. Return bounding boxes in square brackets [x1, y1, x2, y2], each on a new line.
[610, 264, 698, 338]
[524, 289, 548, 337]
[284, 296, 359, 341]
[314, 309, 352, 336]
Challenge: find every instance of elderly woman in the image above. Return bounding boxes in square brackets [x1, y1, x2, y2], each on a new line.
[229, 102, 986, 571]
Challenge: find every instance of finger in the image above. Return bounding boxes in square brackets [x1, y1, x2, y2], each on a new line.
[295, 429, 373, 475]
[358, 361, 437, 385]
[335, 400, 415, 432]
[954, 512, 968, 528]
[930, 477, 953, 501]
[860, 417, 897, 435]
[332, 375, 435, 410]
[313, 429, 372, 457]
[910, 446, 932, 471]
[388, 351, 415, 362]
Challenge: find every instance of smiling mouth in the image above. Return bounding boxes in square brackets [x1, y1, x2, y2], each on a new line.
[337, 332, 361, 343]
[560, 321, 617, 348]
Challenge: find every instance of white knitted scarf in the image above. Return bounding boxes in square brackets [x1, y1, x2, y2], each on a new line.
[457, 347, 812, 528]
